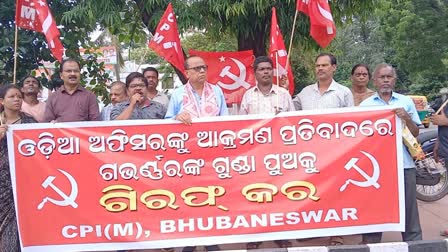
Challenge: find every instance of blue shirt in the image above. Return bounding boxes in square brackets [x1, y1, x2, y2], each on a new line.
[165, 84, 229, 119]
[360, 92, 421, 169]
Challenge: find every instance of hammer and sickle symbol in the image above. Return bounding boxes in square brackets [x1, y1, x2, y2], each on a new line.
[339, 151, 380, 192]
[217, 57, 251, 90]
[37, 169, 79, 210]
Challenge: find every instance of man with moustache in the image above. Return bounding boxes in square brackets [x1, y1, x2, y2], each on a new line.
[142, 67, 169, 109]
[292, 53, 353, 246]
[100, 81, 128, 121]
[165, 55, 228, 125]
[293, 53, 353, 111]
[111, 72, 166, 120]
[240, 56, 294, 115]
[44, 58, 100, 122]
[20, 76, 46, 122]
[360, 63, 422, 243]
[240, 56, 294, 250]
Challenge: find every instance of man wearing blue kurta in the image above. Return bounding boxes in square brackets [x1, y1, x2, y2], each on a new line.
[360, 63, 422, 243]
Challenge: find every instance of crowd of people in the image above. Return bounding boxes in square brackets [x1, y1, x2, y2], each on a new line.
[1, 52, 447, 252]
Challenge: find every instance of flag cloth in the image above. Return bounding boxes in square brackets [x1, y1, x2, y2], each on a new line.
[296, 0, 336, 48]
[189, 49, 255, 105]
[269, 7, 294, 95]
[149, 3, 185, 74]
[16, 0, 64, 61]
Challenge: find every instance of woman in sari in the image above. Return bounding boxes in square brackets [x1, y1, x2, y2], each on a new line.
[0, 85, 37, 251]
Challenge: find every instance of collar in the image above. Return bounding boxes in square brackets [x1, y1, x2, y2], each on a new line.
[60, 84, 84, 94]
[372, 91, 399, 103]
[312, 79, 338, 92]
[254, 84, 277, 94]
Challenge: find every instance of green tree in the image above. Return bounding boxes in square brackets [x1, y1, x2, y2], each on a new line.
[378, 0, 448, 97]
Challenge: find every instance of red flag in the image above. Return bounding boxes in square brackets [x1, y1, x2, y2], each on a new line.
[269, 7, 294, 95]
[15, 0, 64, 61]
[149, 3, 185, 74]
[189, 49, 255, 105]
[296, 0, 336, 48]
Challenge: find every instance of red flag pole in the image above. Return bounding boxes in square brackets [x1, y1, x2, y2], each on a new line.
[285, 9, 299, 72]
[13, 24, 19, 85]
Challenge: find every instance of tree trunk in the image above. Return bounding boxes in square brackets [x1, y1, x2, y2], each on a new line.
[237, 20, 268, 57]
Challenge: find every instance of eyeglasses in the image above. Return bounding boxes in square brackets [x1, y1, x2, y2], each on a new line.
[128, 83, 146, 89]
[354, 73, 369, 77]
[187, 65, 208, 72]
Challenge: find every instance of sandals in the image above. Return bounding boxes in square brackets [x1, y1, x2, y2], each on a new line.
[274, 240, 292, 248]
[246, 242, 262, 250]
[329, 236, 344, 246]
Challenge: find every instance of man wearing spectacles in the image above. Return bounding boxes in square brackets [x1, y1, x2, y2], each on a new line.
[111, 72, 166, 120]
[44, 58, 100, 122]
[350, 64, 375, 106]
[165, 55, 228, 125]
[360, 63, 422, 243]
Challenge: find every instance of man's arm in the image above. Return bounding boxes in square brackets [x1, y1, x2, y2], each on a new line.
[88, 93, 100, 121]
[431, 108, 448, 126]
[43, 95, 56, 122]
[345, 90, 355, 107]
[292, 93, 302, 110]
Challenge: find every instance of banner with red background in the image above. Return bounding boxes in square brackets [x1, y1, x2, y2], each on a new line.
[7, 107, 404, 252]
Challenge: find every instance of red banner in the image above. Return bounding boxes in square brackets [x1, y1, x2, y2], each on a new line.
[8, 108, 404, 252]
[189, 49, 255, 105]
[296, 0, 336, 48]
[15, 0, 64, 61]
[149, 3, 185, 74]
[269, 7, 294, 94]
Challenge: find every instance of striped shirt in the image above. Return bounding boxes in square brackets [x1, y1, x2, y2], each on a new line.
[240, 85, 295, 115]
[293, 80, 354, 110]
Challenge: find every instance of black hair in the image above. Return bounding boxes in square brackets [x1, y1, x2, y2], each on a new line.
[0, 85, 21, 112]
[142, 67, 159, 78]
[60, 58, 81, 73]
[20, 75, 41, 88]
[253, 56, 273, 71]
[351, 64, 371, 79]
[315, 53, 337, 65]
[125, 72, 148, 88]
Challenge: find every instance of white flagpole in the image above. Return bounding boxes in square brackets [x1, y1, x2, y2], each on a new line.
[275, 52, 280, 113]
[286, 9, 299, 72]
[13, 25, 19, 85]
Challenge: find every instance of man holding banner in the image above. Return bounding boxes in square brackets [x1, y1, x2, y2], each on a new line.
[240, 56, 294, 116]
[360, 63, 422, 243]
[165, 56, 228, 125]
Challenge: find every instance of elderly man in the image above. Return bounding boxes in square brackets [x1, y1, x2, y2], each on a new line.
[293, 53, 354, 110]
[44, 58, 100, 122]
[21, 75, 46, 122]
[360, 63, 422, 243]
[111, 72, 166, 120]
[240, 56, 294, 115]
[142, 67, 169, 109]
[165, 55, 228, 125]
[100, 81, 128, 121]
